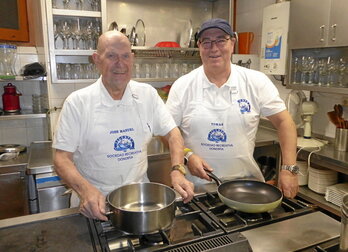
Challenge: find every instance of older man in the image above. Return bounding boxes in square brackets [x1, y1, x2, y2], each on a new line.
[53, 31, 194, 221]
[166, 18, 299, 198]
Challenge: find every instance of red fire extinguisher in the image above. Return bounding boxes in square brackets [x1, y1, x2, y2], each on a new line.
[2, 83, 22, 113]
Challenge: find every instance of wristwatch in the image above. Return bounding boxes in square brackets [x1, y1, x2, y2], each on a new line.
[184, 151, 194, 165]
[281, 165, 300, 175]
[172, 164, 186, 176]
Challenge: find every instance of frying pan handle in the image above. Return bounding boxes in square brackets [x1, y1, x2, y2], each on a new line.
[205, 170, 222, 186]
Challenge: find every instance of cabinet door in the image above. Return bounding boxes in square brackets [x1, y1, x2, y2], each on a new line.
[328, 0, 348, 46]
[0, 171, 29, 219]
[289, 0, 331, 49]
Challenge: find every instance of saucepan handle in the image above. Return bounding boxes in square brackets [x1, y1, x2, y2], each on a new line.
[204, 169, 222, 186]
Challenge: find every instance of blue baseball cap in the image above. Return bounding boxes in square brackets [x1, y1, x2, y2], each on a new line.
[197, 18, 234, 39]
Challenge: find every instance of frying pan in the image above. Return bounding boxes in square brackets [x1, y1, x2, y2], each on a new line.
[207, 172, 283, 213]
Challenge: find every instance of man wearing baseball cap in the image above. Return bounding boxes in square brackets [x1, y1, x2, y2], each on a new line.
[166, 18, 299, 199]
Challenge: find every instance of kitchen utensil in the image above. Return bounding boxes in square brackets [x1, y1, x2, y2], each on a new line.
[129, 26, 137, 46]
[135, 19, 145, 46]
[107, 182, 176, 235]
[179, 19, 192, 48]
[2, 83, 22, 113]
[0, 144, 26, 153]
[207, 171, 283, 213]
[0, 144, 26, 161]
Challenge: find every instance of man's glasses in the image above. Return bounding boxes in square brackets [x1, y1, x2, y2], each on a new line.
[199, 37, 231, 49]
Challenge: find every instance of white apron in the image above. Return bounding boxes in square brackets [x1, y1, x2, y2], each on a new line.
[73, 85, 152, 198]
[185, 82, 264, 185]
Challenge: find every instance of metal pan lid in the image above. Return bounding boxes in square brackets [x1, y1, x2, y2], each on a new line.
[0, 144, 26, 153]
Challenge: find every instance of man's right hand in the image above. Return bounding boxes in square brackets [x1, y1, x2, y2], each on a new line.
[186, 154, 213, 181]
[79, 186, 108, 221]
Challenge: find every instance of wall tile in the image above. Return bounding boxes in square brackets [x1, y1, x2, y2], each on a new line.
[1, 127, 27, 146]
[49, 83, 75, 99]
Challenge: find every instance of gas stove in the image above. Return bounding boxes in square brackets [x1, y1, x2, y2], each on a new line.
[88, 192, 320, 252]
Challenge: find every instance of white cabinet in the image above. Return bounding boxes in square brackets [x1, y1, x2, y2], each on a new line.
[289, 0, 348, 49]
[45, 0, 107, 83]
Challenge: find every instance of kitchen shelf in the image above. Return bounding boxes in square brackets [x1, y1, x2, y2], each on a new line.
[287, 83, 348, 95]
[298, 186, 341, 217]
[0, 110, 48, 120]
[53, 50, 94, 56]
[131, 46, 200, 58]
[52, 9, 102, 17]
[0, 76, 46, 82]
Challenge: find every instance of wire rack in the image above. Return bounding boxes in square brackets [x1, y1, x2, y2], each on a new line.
[131, 46, 200, 58]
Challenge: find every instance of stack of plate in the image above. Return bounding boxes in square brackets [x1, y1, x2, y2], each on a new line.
[325, 183, 348, 207]
[308, 167, 337, 194]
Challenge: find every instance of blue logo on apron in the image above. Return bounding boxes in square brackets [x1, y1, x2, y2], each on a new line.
[208, 129, 227, 143]
[114, 135, 135, 152]
[237, 99, 251, 114]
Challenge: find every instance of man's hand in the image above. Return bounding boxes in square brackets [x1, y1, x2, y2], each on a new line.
[186, 154, 213, 181]
[170, 171, 194, 203]
[79, 185, 108, 221]
[278, 170, 299, 198]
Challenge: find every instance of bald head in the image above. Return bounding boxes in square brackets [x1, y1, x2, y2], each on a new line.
[97, 30, 131, 54]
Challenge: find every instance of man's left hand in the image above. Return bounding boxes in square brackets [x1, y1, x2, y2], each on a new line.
[170, 171, 194, 203]
[278, 170, 299, 198]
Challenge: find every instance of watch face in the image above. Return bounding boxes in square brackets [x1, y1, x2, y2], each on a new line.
[293, 166, 300, 174]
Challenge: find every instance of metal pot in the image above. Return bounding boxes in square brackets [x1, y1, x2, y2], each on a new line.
[0, 144, 26, 161]
[207, 172, 283, 213]
[107, 182, 176, 235]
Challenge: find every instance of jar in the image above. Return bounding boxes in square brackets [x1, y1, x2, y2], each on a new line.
[0, 44, 17, 79]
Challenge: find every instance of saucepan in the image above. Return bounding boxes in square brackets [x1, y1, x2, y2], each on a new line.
[207, 171, 283, 213]
[107, 182, 176, 235]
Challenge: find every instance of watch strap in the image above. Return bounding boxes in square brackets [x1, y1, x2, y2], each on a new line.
[281, 164, 299, 175]
[172, 164, 186, 176]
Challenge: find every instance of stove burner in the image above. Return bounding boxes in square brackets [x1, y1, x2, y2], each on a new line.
[237, 212, 272, 223]
[140, 232, 166, 246]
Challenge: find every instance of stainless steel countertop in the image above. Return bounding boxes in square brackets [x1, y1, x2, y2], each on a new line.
[26, 128, 348, 176]
[241, 211, 340, 252]
[27, 141, 55, 174]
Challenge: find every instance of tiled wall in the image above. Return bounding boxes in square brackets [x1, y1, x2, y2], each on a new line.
[0, 47, 49, 147]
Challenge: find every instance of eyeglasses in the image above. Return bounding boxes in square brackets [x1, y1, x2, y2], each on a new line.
[199, 37, 231, 49]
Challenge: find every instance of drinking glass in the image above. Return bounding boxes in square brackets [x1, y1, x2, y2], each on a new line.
[317, 58, 328, 86]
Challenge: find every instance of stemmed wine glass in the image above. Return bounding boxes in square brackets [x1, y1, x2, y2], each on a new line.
[327, 57, 337, 86]
[307, 57, 316, 84]
[60, 21, 72, 49]
[53, 23, 60, 49]
[75, 0, 84, 10]
[292, 57, 300, 84]
[63, 0, 70, 9]
[317, 58, 328, 86]
[338, 58, 347, 87]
